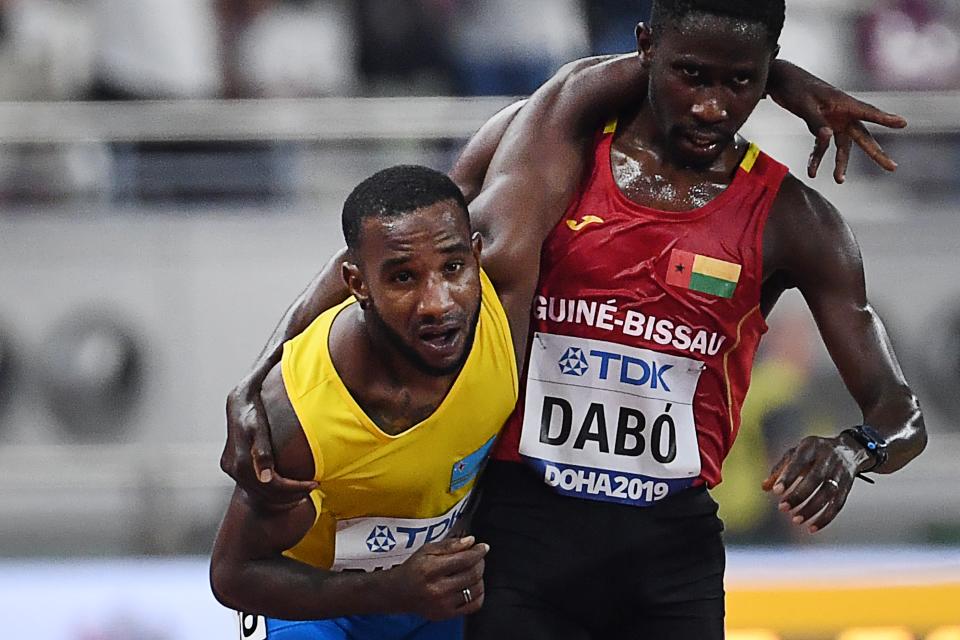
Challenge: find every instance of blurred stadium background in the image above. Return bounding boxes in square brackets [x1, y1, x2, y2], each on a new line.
[0, 0, 958, 638]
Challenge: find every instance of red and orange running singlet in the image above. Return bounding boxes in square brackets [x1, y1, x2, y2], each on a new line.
[492, 122, 789, 506]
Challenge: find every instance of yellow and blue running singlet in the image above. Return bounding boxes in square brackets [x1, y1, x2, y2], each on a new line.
[238, 269, 518, 640]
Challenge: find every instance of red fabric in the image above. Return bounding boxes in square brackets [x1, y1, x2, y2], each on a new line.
[492, 132, 788, 488]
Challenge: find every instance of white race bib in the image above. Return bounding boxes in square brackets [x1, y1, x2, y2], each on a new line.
[519, 332, 703, 506]
[331, 493, 471, 572]
[237, 612, 267, 640]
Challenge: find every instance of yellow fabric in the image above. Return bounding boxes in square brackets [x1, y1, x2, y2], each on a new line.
[692, 253, 742, 283]
[740, 142, 761, 173]
[727, 584, 960, 636]
[280, 269, 517, 569]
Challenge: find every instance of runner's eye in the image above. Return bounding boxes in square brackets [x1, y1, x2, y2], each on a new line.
[393, 271, 413, 283]
[445, 261, 464, 274]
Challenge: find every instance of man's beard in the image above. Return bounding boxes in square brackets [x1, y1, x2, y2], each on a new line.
[364, 301, 480, 377]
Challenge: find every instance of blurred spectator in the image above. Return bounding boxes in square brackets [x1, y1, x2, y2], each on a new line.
[0, 0, 93, 100]
[235, 0, 357, 98]
[0, 1, 102, 203]
[449, 0, 590, 96]
[89, 0, 223, 100]
[584, 0, 651, 55]
[859, 0, 960, 90]
[355, 0, 454, 95]
[217, 0, 275, 99]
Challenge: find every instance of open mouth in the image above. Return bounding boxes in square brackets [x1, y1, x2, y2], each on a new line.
[681, 128, 729, 151]
[418, 325, 461, 352]
[685, 132, 724, 149]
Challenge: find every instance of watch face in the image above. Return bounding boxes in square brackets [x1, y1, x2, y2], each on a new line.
[859, 425, 888, 449]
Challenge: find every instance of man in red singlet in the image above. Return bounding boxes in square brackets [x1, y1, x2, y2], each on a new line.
[219, 1, 925, 637]
[463, 1, 923, 635]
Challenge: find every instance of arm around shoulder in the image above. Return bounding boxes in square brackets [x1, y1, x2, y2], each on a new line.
[212, 364, 490, 621]
[471, 55, 648, 322]
[221, 248, 350, 504]
[211, 362, 395, 619]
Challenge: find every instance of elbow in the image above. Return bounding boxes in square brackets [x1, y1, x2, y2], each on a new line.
[210, 556, 243, 611]
[903, 388, 927, 459]
[911, 404, 928, 459]
[876, 386, 927, 471]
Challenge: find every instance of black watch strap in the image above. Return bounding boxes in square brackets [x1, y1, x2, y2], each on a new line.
[842, 424, 889, 483]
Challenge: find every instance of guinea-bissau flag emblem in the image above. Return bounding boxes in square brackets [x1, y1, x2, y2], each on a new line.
[665, 249, 741, 299]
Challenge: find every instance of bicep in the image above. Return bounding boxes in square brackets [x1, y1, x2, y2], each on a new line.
[449, 100, 526, 204]
[470, 55, 645, 252]
[262, 363, 316, 481]
[214, 362, 320, 563]
[470, 138, 586, 306]
[791, 209, 907, 412]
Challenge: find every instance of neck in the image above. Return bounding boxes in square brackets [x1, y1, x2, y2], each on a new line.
[615, 101, 745, 179]
[359, 311, 456, 389]
[328, 305, 456, 435]
[607, 101, 751, 213]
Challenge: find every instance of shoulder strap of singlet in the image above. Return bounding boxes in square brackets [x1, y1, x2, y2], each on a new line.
[739, 141, 789, 191]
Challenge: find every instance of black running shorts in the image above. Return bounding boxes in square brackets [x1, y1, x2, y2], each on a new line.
[467, 460, 726, 640]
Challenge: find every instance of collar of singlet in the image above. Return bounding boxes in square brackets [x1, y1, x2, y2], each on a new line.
[603, 118, 760, 173]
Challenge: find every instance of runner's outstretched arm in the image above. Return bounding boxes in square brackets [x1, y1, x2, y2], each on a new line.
[764, 61, 907, 182]
[222, 58, 909, 507]
[761, 177, 926, 533]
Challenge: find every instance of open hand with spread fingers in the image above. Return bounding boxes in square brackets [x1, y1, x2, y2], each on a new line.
[766, 61, 908, 183]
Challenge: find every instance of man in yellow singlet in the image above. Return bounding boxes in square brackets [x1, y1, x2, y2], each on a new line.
[210, 57, 655, 640]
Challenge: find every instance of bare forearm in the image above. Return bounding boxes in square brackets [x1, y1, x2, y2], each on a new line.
[246, 248, 350, 387]
[213, 556, 394, 620]
[449, 100, 526, 204]
[767, 59, 817, 98]
[211, 492, 398, 620]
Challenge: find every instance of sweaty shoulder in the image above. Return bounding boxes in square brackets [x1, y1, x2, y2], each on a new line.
[263, 360, 316, 483]
[281, 301, 351, 401]
[765, 173, 860, 278]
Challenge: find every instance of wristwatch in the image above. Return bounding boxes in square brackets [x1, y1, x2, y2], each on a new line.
[841, 424, 889, 483]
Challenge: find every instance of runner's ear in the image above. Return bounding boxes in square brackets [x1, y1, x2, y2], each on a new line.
[342, 262, 368, 307]
[636, 22, 654, 67]
[471, 232, 483, 261]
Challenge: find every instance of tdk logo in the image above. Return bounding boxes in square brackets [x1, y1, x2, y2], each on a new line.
[558, 347, 589, 376]
[366, 526, 397, 553]
[364, 500, 471, 554]
[561, 346, 673, 391]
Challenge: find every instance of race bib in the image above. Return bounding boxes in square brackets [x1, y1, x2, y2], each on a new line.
[519, 332, 704, 506]
[237, 612, 267, 640]
[331, 493, 471, 572]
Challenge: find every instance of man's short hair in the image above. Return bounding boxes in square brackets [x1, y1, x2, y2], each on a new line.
[342, 165, 470, 251]
[651, 0, 786, 47]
